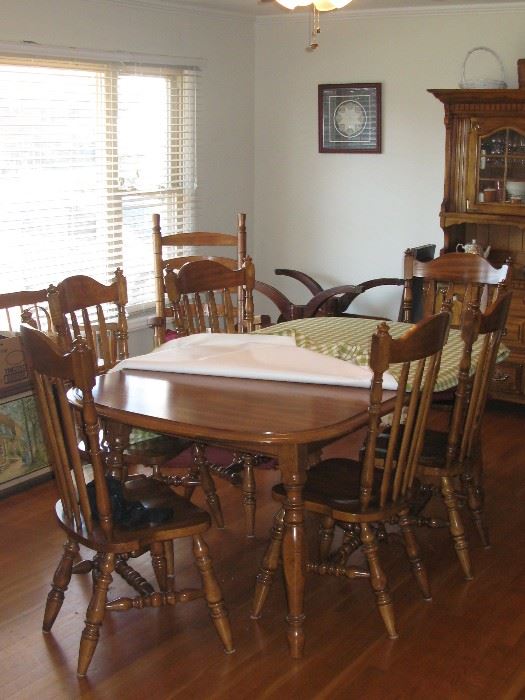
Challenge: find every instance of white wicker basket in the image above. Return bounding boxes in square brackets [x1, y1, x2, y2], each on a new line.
[459, 47, 507, 89]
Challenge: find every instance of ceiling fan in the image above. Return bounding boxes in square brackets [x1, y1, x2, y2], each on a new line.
[258, 1, 353, 49]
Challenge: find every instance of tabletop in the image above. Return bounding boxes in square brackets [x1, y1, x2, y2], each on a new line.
[90, 368, 396, 455]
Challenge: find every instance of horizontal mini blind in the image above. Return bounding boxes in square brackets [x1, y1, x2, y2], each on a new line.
[0, 55, 199, 315]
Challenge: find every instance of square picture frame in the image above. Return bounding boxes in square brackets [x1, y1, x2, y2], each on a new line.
[318, 83, 382, 154]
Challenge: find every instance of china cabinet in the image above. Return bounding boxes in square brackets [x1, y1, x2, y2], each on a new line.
[430, 89, 525, 403]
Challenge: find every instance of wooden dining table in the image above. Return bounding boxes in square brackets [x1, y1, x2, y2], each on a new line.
[87, 359, 398, 659]
[86, 314, 508, 658]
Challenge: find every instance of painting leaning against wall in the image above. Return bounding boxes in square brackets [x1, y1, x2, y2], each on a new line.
[0, 391, 50, 496]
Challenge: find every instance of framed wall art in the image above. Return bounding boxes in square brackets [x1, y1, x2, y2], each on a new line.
[0, 390, 50, 497]
[318, 83, 382, 154]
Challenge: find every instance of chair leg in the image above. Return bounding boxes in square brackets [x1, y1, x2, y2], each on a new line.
[43, 539, 79, 632]
[150, 541, 168, 592]
[77, 552, 115, 677]
[251, 507, 285, 619]
[192, 444, 224, 528]
[360, 523, 398, 640]
[334, 524, 362, 565]
[398, 509, 432, 601]
[192, 534, 235, 654]
[441, 475, 473, 580]
[241, 453, 256, 538]
[318, 515, 336, 562]
[163, 541, 176, 593]
[461, 443, 489, 548]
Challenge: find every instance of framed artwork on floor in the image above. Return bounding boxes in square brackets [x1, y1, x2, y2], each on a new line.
[318, 83, 382, 154]
[0, 390, 50, 496]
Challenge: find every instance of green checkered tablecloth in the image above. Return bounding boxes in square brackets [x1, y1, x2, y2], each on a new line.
[254, 317, 508, 393]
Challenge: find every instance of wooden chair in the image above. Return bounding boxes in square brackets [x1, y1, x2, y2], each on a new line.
[20, 323, 234, 677]
[164, 257, 260, 535]
[413, 292, 512, 574]
[150, 212, 247, 346]
[251, 311, 451, 640]
[0, 288, 54, 397]
[47, 269, 189, 480]
[0, 288, 52, 333]
[165, 257, 255, 335]
[400, 250, 511, 327]
[379, 253, 510, 579]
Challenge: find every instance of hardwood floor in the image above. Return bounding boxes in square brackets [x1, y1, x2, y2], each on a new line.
[1, 400, 525, 699]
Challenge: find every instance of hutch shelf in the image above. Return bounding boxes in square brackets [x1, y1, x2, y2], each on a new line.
[430, 88, 525, 403]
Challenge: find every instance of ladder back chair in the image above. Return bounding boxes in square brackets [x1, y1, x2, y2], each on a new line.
[20, 324, 234, 677]
[47, 269, 188, 480]
[252, 311, 451, 640]
[151, 212, 247, 346]
[164, 257, 260, 535]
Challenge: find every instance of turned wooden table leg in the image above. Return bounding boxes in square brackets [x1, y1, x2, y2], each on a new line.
[103, 420, 131, 480]
[280, 444, 307, 659]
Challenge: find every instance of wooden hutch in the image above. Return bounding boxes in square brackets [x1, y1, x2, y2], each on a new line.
[430, 88, 525, 403]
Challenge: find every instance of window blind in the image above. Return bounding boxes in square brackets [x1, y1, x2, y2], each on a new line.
[0, 55, 199, 315]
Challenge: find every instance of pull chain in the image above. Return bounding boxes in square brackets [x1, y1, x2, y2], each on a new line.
[308, 6, 320, 51]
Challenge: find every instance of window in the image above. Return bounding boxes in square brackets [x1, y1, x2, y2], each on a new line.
[0, 55, 199, 315]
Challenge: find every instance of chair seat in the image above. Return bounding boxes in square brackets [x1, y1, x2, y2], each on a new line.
[272, 458, 383, 512]
[56, 476, 210, 551]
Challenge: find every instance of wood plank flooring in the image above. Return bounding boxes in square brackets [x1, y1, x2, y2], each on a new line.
[1, 400, 524, 699]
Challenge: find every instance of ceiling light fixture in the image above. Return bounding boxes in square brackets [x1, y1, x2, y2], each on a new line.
[275, 1, 352, 9]
[273, 0, 352, 50]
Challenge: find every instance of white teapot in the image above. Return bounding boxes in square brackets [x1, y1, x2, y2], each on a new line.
[456, 239, 491, 258]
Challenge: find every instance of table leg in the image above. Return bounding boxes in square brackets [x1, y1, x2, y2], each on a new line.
[103, 420, 131, 480]
[279, 443, 308, 658]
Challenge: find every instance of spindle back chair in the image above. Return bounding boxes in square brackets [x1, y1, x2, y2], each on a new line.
[20, 324, 233, 677]
[252, 311, 451, 640]
[401, 251, 510, 328]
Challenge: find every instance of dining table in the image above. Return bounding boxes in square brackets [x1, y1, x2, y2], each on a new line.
[83, 315, 508, 658]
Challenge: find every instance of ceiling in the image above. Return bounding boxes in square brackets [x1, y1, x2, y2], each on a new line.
[168, 0, 508, 16]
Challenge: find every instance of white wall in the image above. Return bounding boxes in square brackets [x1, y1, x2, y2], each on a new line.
[254, 5, 525, 318]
